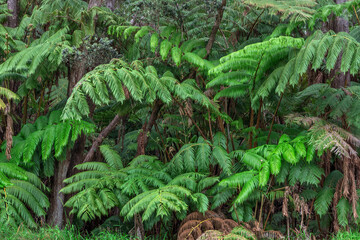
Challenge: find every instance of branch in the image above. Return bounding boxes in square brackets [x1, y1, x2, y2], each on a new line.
[83, 114, 122, 163]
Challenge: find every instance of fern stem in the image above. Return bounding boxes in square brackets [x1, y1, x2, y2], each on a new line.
[22, 94, 28, 125]
[36, 85, 45, 119]
[254, 98, 263, 148]
[154, 121, 171, 162]
[266, 92, 284, 144]
[258, 195, 265, 226]
[249, 108, 254, 148]
[263, 197, 275, 230]
[247, 9, 265, 40]
[233, 204, 241, 224]
[353, 6, 360, 26]
[208, 109, 213, 141]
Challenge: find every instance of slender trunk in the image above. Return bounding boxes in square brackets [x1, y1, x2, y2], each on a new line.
[7, 0, 18, 28]
[83, 114, 122, 163]
[136, 100, 163, 156]
[205, 0, 226, 58]
[134, 100, 163, 240]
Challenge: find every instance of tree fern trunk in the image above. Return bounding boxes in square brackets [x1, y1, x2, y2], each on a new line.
[205, 0, 227, 58]
[133, 100, 162, 240]
[6, 0, 18, 28]
[331, 0, 350, 88]
[88, 0, 102, 9]
[48, 60, 86, 228]
[105, 0, 116, 11]
[136, 100, 163, 156]
[47, 151, 71, 227]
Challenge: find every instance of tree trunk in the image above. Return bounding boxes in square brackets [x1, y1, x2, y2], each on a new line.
[7, 0, 18, 28]
[205, 0, 226, 58]
[133, 100, 163, 240]
[136, 100, 163, 156]
[47, 152, 72, 227]
[64, 134, 87, 225]
[331, 0, 350, 88]
[47, 61, 86, 228]
[88, 0, 102, 9]
[105, 0, 116, 11]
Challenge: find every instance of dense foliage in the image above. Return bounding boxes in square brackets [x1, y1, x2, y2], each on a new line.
[1, 0, 360, 239]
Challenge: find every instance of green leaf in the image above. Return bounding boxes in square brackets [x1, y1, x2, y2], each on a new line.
[337, 198, 350, 227]
[23, 130, 43, 163]
[242, 152, 263, 170]
[269, 153, 281, 175]
[213, 146, 232, 175]
[160, 40, 172, 61]
[306, 145, 316, 163]
[259, 162, 270, 187]
[171, 47, 182, 66]
[150, 33, 159, 53]
[315, 187, 334, 217]
[234, 176, 259, 204]
[281, 143, 298, 164]
[41, 126, 56, 161]
[279, 134, 291, 143]
[294, 142, 306, 159]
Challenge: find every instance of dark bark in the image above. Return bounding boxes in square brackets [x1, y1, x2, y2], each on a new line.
[334, 0, 349, 33]
[65, 134, 87, 225]
[136, 100, 163, 156]
[205, 0, 226, 58]
[47, 151, 72, 228]
[331, 0, 350, 88]
[83, 114, 122, 163]
[7, 0, 18, 28]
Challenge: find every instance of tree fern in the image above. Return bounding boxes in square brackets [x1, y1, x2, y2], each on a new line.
[1, 110, 95, 165]
[0, 169, 49, 228]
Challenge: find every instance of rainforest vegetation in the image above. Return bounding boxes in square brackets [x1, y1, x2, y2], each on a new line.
[1, 0, 360, 239]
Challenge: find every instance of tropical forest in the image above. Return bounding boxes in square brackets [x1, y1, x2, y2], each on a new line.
[1, 0, 360, 239]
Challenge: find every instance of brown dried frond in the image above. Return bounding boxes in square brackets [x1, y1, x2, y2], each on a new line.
[286, 115, 360, 159]
[282, 187, 290, 217]
[178, 229, 195, 240]
[178, 220, 201, 237]
[343, 158, 350, 197]
[5, 107, 13, 160]
[183, 212, 206, 222]
[200, 220, 214, 232]
[205, 210, 222, 219]
[211, 217, 226, 232]
[350, 169, 359, 219]
[204, 89, 215, 98]
[223, 219, 239, 229]
[178, 211, 239, 240]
